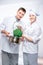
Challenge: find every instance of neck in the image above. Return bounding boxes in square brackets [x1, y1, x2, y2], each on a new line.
[30, 22, 34, 25]
[15, 16, 20, 21]
[30, 21, 36, 25]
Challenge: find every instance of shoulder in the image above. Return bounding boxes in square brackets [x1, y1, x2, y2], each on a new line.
[2, 16, 16, 24]
[4, 16, 15, 21]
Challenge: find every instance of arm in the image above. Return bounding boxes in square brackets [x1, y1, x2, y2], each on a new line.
[22, 27, 42, 43]
[22, 35, 33, 42]
[0, 18, 10, 37]
[1, 30, 10, 37]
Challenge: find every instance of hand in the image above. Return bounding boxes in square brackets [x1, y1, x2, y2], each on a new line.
[17, 25, 24, 31]
[5, 32, 10, 37]
[22, 34, 26, 38]
[20, 37, 24, 41]
[1, 30, 10, 37]
[17, 25, 22, 29]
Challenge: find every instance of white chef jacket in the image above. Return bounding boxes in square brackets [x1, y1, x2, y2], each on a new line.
[0, 16, 25, 54]
[23, 21, 42, 54]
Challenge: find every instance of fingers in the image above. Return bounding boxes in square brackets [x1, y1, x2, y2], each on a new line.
[20, 37, 24, 41]
[17, 26, 22, 29]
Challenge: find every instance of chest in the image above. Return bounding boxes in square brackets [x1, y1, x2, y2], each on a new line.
[25, 25, 35, 36]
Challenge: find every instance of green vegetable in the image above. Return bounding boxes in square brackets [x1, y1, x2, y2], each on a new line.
[13, 29, 23, 37]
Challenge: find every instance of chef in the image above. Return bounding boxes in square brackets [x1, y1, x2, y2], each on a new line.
[22, 10, 42, 65]
[0, 7, 26, 65]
